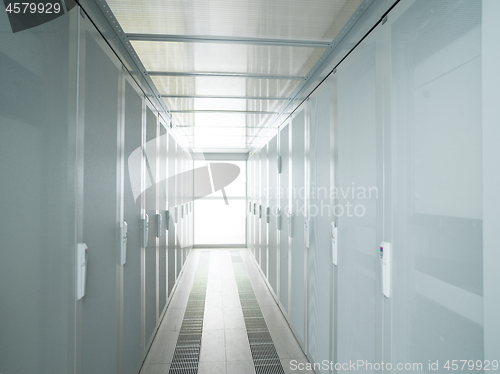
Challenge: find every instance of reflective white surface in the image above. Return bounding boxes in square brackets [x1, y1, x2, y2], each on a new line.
[104, 0, 364, 152]
[107, 0, 362, 41]
[194, 161, 247, 245]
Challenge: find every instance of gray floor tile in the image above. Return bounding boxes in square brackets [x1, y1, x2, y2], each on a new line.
[270, 326, 307, 359]
[205, 291, 223, 309]
[203, 308, 225, 330]
[226, 360, 256, 374]
[167, 291, 189, 309]
[223, 307, 245, 329]
[158, 307, 184, 331]
[139, 363, 170, 374]
[225, 328, 252, 361]
[207, 281, 223, 294]
[260, 306, 292, 332]
[222, 294, 241, 309]
[200, 329, 225, 362]
[144, 330, 178, 364]
[255, 293, 279, 307]
[198, 361, 227, 374]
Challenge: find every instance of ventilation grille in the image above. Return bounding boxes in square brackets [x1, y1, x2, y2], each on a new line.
[169, 252, 210, 374]
[231, 251, 285, 374]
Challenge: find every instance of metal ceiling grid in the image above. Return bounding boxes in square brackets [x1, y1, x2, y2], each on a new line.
[104, 0, 366, 152]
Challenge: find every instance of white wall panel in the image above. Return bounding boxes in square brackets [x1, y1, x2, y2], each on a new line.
[168, 134, 177, 297]
[158, 125, 168, 317]
[290, 109, 306, 344]
[261, 144, 269, 276]
[123, 79, 144, 374]
[254, 152, 261, 262]
[279, 125, 290, 313]
[144, 106, 158, 349]
[307, 82, 333, 373]
[482, 0, 500, 361]
[0, 9, 77, 374]
[247, 155, 253, 253]
[81, 27, 122, 374]
[268, 135, 279, 295]
[335, 34, 381, 373]
[390, 1, 484, 369]
[175, 143, 182, 278]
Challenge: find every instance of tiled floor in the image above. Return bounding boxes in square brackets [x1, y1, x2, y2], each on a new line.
[140, 248, 314, 374]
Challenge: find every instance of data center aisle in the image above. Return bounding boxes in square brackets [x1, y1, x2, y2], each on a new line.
[140, 248, 314, 374]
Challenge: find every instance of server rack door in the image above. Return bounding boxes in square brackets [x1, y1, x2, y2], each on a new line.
[307, 83, 333, 372]
[252, 155, 256, 255]
[268, 135, 279, 295]
[158, 125, 168, 317]
[246, 157, 251, 250]
[175, 144, 181, 278]
[81, 27, 121, 374]
[183, 153, 186, 260]
[290, 109, 306, 344]
[260, 144, 269, 277]
[187, 156, 194, 252]
[250, 154, 254, 255]
[167, 134, 176, 297]
[0, 8, 77, 373]
[390, 0, 484, 367]
[179, 151, 184, 265]
[247, 155, 253, 253]
[123, 79, 144, 374]
[254, 152, 261, 263]
[144, 106, 159, 349]
[182, 151, 187, 265]
[279, 125, 290, 313]
[335, 33, 383, 371]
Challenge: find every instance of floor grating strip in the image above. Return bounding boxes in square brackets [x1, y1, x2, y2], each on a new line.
[230, 251, 286, 374]
[168, 252, 210, 374]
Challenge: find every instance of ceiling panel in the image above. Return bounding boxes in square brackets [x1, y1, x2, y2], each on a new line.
[194, 127, 247, 137]
[107, 0, 363, 42]
[131, 41, 326, 76]
[172, 112, 273, 129]
[186, 126, 264, 137]
[104, 0, 365, 152]
[153, 76, 301, 98]
[162, 98, 286, 113]
[191, 147, 249, 153]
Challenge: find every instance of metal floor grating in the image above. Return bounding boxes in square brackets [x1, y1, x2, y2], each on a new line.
[168, 252, 210, 374]
[230, 251, 286, 374]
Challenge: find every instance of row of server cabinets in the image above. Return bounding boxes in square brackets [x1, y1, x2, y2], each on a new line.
[0, 8, 194, 374]
[76, 14, 196, 374]
[246, 1, 490, 373]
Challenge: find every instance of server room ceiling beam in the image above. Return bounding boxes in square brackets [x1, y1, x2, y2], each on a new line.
[189, 136, 265, 139]
[178, 125, 268, 130]
[161, 95, 289, 100]
[148, 71, 305, 80]
[170, 110, 279, 114]
[126, 33, 332, 48]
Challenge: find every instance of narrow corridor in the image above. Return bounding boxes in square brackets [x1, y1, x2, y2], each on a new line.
[1, 2, 498, 373]
[140, 249, 313, 374]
